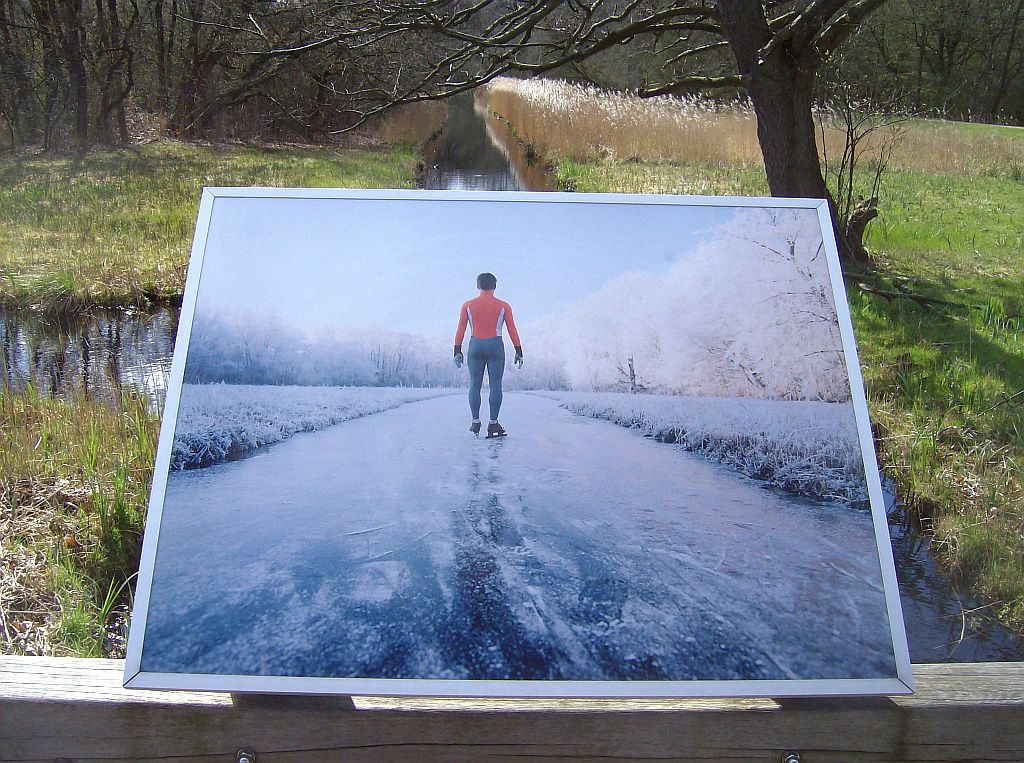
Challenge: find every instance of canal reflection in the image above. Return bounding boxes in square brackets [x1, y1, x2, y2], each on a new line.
[421, 92, 554, 192]
[0, 306, 177, 410]
[885, 482, 1024, 662]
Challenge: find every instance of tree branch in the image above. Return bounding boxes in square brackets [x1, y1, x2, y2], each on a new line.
[759, 0, 850, 62]
[812, 0, 893, 59]
[638, 74, 743, 97]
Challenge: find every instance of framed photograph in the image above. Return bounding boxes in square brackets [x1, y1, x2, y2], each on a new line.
[124, 189, 912, 697]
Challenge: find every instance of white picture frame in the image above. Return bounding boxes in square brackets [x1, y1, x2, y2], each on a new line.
[125, 188, 912, 698]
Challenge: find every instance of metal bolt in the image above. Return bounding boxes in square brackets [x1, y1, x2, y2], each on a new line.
[236, 748, 256, 763]
[782, 753, 801, 763]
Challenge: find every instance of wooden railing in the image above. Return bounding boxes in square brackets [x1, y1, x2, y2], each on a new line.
[2, 657, 1023, 762]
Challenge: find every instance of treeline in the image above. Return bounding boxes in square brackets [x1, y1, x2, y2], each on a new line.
[842, 0, 1024, 123]
[0, 1, 425, 150]
[3, 1, 1022, 152]
[182, 310, 570, 391]
[578, 0, 1024, 125]
[183, 312, 461, 389]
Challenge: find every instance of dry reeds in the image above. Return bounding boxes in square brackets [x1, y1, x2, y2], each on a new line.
[483, 77, 762, 166]
[482, 77, 1024, 177]
[370, 102, 448, 146]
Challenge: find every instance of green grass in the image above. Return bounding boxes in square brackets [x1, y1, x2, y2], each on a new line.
[0, 141, 421, 312]
[869, 171, 1024, 272]
[0, 385, 158, 655]
[911, 119, 1024, 142]
[557, 156, 1024, 631]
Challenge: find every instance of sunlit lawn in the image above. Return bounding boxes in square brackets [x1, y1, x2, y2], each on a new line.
[0, 141, 421, 312]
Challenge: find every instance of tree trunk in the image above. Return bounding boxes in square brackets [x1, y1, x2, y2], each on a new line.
[846, 196, 879, 262]
[107, 0, 134, 144]
[40, 39, 62, 151]
[155, 0, 168, 107]
[714, 0, 865, 268]
[62, 0, 90, 149]
[749, 68, 866, 266]
[746, 64, 831, 200]
[93, 0, 114, 143]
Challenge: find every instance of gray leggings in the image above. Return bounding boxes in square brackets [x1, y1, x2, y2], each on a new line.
[467, 337, 505, 421]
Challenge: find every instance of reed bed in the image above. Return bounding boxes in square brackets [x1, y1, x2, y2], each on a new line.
[0, 385, 158, 656]
[483, 77, 1024, 178]
[485, 77, 763, 166]
[370, 101, 448, 146]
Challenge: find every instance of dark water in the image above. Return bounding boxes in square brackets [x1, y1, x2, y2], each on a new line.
[4, 90, 1021, 665]
[0, 306, 178, 409]
[884, 481, 1024, 662]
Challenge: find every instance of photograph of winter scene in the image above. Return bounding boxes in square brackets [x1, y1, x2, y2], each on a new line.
[127, 190, 909, 696]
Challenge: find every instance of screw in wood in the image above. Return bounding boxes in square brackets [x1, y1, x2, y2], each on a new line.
[236, 748, 256, 763]
[782, 752, 801, 763]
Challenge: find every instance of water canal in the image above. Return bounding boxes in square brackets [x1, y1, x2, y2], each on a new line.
[2, 90, 1021, 664]
[420, 92, 554, 192]
[0, 306, 176, 410]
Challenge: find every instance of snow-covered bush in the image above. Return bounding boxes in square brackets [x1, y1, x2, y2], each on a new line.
[171, 384, 453, 469]
[537, 391, 868, 506]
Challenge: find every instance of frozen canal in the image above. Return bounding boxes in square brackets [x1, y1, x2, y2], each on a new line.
[141, 392, 895, 681]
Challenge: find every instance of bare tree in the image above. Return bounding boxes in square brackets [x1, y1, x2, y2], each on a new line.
[817, 55, 908, 265]
[844, 0, 1024, 122]
[229, 2, 891, 263]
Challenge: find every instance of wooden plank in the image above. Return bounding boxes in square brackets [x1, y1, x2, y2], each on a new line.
[2, 657, 1023, 762]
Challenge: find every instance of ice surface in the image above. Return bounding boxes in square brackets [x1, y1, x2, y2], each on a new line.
[142, 392, 894, 682]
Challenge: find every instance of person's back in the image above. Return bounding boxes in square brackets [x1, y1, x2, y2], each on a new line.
[454, 273, 523, 438]
[456, 291, 520, 344]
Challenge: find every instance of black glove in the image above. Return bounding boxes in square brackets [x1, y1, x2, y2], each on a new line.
[454, 345, 464, 368]
[514, 346, 523, 369]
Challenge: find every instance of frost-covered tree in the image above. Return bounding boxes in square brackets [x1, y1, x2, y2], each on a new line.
[183, 310, 466, 388]
[534, 209, 850, 402]
[184, 312, 307, 385]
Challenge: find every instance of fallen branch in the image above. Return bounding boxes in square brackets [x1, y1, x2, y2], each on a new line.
[856, 282, 966, 311]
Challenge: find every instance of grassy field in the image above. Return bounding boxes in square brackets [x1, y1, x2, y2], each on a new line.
[0, 386, 157, 655]
[487, 78, 1024, 633]
[0, 141, 422, 313]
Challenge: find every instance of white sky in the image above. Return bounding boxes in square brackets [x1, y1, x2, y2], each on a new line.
[195, 196, 739, 342]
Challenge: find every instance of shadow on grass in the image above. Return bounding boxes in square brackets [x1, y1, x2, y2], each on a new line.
[849, 268, 1024, 417]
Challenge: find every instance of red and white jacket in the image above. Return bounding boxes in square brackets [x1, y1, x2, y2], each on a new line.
[455, 291, 521, 347]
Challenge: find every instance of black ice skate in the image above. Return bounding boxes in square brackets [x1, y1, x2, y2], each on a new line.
[486, 422, 507, 439]
[470, 421, 481, 436]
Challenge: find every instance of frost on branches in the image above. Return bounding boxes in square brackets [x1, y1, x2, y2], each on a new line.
[529, 208, 849, 402]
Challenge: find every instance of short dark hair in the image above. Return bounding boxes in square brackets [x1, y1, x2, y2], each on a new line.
[476, 272, 497, 291]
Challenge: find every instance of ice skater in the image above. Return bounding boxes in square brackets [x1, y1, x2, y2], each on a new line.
[454, 272, 523, 438]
